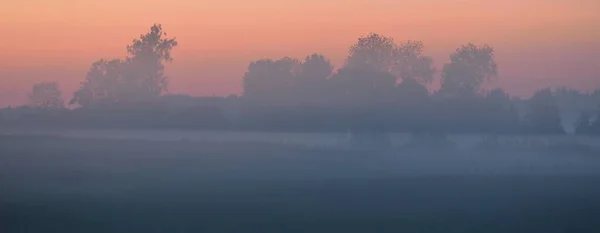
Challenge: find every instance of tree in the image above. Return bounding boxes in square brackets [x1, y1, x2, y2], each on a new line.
[295, 54, 332, 89]
[440, 43, 497, 97]
[346, 34, 435, 85]
[394, 40, 436, 84]
[485, 88, 520, 133]
[394, 78, 430, 104]
[29, 82, 65, 109]
[125, 24, 178, 99]
[70, 59, 126, 107]
[575, 110, 594, 135]
[242, 57, 301, 105]
[328, 63, 396, 105]
[70, 24, 177, 107]
[292, 54, 333, 104]
[527, 88, 564, 134]
[346, 33, 397, 73]
[589, 106, 600, 135]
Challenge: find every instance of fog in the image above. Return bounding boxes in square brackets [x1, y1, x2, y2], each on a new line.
[2, 24, 600, 233]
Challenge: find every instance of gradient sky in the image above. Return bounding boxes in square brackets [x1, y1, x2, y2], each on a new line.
[1, 0, 599, 106]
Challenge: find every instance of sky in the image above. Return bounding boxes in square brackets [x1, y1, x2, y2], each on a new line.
[0, 0, 599, 106]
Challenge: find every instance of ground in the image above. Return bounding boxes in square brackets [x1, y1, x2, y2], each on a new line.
[2, 134, 600, 233]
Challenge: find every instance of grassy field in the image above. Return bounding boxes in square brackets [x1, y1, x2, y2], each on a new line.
[2, 134, 600, 233]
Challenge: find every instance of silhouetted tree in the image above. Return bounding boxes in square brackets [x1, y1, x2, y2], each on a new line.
[292, 54, 333, 103]
[29, 82, 65, 109]
[394, 40, 436, 84]
[242, 57, 301, 105]
[440, 44, 497, 97]
[346, 33, 397, 73]
[70, 59, 126, 107]
[70, 24, 177, 107]
[527, 89, 564, 134]
[125, 24, 178, 99]
[575, 110, 594, 135]
[589, 106, 600, 135]
[328, 63, 396, 105]
[347, 34, 435, 85]
[485, 88, 520, 133]
[394, 78, 430, 104]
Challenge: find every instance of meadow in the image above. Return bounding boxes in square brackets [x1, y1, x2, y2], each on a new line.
[2, 132, 600, 233]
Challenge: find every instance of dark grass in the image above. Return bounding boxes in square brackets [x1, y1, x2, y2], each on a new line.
[2, 135, 600, 233]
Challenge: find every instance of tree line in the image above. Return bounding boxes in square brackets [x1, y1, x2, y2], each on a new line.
[3, 24, 600, 135]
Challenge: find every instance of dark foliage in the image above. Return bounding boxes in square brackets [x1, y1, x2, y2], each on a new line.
[7, 27, 599, 135]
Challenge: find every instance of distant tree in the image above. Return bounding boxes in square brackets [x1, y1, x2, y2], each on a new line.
[589, 105, 600, 135]
[295, 54, 332, 87]
[487, 88, 510, 102]
[346, 33, 397, 73]
[125, 24, 178, 99]
[70, 24, 177, 107]
[346, 34, 435, 85]
[242, 57, 301, 105]
[394, 40, 436, 84]
[70, 59, 126, 107]
[440, 44, 497, 97]
[574, 110, 594, 135]
[328, 63, 396, 105]
[29, 82, 65, 109]
[394, 78, 430, 104]
[527, 88, 564, 134]
[289, 54, 334, 104]
[485, 88, 520, 133]
[337, 33, 399, 103]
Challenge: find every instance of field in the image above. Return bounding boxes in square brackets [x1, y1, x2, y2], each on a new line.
[4, 128, 600, 148]
[2, 132, 600, 233]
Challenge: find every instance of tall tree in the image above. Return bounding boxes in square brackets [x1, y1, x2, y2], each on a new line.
[125, 24, 178, 100]
[70, 24, 177, 107]
[440, 43, 497, 97]
[29, 82, 65, 109]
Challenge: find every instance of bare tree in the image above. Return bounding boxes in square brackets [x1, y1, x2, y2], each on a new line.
[29, 82, 65, 109]
[440, 43, 497, 97]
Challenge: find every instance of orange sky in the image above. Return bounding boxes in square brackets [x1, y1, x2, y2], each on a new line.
[1, 0, 599, 106]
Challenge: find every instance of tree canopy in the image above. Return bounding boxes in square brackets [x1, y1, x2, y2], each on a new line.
[440, 43, 497, 97]
[29, 82, 65, 109]
[70, 24, 178, 107]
